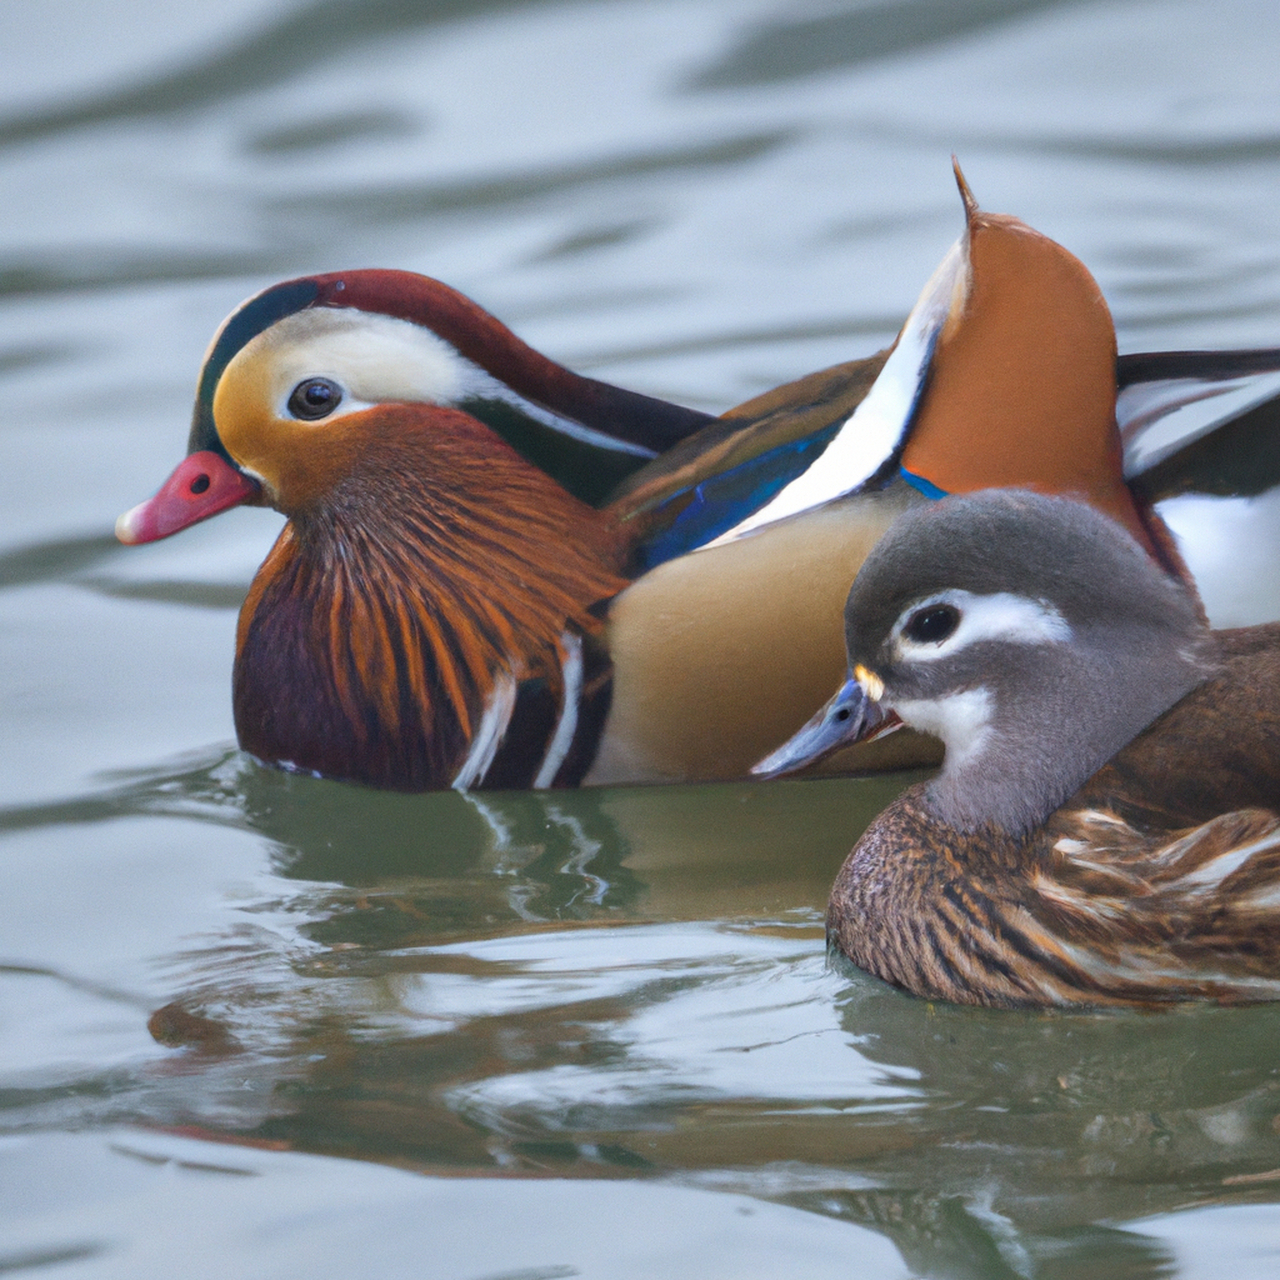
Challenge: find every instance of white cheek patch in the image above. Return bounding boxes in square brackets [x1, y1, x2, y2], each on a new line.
[893, 589, 1071, 663]
[892, 687, 993, 768]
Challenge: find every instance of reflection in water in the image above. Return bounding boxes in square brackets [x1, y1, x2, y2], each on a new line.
[0, 746, 882, 922]
[6, 749, 1280, 1275]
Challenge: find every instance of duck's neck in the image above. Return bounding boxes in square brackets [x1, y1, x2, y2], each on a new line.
[233, 415, 627, 789]
[918, 629, 1215, 835]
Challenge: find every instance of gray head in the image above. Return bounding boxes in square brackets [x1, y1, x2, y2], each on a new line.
[757, 489, 1215, 833]
[849, 489, 1214, 832]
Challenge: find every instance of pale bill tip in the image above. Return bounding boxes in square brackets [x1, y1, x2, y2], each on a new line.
[114, 504, 144, 545]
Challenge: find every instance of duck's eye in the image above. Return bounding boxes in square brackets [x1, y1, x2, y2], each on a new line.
[904, 604, 960, 645]
[287, 377, 343, 420]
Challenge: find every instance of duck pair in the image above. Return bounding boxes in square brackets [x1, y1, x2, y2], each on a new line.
[117, 166, 1280, 799]
[117, 167, 1280, 1007]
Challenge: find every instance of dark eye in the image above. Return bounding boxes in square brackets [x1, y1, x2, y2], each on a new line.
[904, 604, 960, 645]
[287, 377, 343, 420]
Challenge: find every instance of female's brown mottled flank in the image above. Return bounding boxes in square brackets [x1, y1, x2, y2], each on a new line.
[760, 490, 1280, 1008]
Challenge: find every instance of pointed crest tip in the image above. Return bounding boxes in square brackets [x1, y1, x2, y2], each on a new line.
[951, 156, 979, 222]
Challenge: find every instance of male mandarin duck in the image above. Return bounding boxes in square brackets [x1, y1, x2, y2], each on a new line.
[755, 489, 1280, 1009]
[116, 164, 1280, 791]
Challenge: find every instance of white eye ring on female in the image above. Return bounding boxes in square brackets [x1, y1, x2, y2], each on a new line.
[287, 377, 344, 420]
[892, 589, 1071, 662]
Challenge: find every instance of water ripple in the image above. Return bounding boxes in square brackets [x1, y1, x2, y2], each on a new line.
[688, 0, 1088, 89]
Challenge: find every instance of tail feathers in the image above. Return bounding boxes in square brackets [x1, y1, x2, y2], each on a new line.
[1028, 807, 1280, 1000]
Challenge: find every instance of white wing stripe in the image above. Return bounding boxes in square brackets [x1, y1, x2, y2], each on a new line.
[703, 234, 970, 548]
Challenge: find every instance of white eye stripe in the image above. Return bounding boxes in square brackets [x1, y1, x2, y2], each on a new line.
[267, 309, 468, 419]
[893, 589, 1071, 662]
[261, 307, 654, 456]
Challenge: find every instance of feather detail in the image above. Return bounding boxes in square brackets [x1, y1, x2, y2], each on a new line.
[609, 352, 889, 570]
[233, 406, 627, 789]
[534, 632, 584, 789]
[451, 674, 519, 790]
[828, 789, 1280, 1009]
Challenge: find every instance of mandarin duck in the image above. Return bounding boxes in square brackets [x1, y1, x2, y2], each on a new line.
[117, 165, 1280, 791]
[755, 489, 1280, 1009]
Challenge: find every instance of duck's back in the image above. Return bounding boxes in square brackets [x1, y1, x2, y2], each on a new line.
[1076, 621, 1280, 825]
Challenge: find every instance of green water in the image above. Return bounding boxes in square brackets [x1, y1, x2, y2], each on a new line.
[5, 1, 1280, 1275]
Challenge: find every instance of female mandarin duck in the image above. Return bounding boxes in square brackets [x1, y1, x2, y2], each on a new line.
[755, 489, 1280, 1009]
[116, 164, 1280, 791]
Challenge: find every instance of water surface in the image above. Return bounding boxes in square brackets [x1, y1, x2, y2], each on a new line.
[4, 1, 1280, 1276]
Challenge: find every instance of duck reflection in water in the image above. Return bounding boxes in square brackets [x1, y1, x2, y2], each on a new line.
[14, 746, 1280, 1279]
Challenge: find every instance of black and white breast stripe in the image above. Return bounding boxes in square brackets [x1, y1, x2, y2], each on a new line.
[451, 631, 613, 791]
